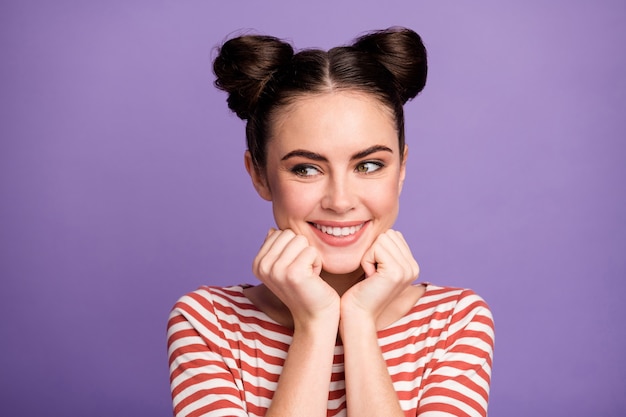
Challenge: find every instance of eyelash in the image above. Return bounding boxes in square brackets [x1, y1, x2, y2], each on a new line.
[355, 161, 384, 174]
[291, 165, 321, 177]
[290, 161, 384, 178]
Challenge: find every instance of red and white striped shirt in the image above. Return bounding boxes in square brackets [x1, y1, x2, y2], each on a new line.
[167, 284, 494, 416]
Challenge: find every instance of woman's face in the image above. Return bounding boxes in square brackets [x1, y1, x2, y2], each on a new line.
[247, 91, 407, 277]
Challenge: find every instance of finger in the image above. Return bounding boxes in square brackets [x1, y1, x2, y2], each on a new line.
[256, 227, 281, 256]
[360, 243, 378, 278]
[384, 230, 412, 260]
[364, 232, 413, 281]
[271, 234, 311, 274]
[378, 231, 411, 270]
[382, 230, 420, 280]
[287, 245, 323, 279]
[372, 236, 403, 276]
[361, 233, 400, 277]
[253, 229, 295, 275]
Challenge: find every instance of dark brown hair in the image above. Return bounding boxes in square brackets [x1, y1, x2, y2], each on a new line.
[213, 27, 427, 169]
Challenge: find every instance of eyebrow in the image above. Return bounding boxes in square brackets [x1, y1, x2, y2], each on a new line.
[281, 145, 393, 162]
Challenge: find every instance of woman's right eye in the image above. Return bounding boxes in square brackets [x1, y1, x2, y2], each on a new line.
[291, 165, 321, 177]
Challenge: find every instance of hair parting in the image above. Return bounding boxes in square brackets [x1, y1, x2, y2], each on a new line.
[213, 27, 428, 170]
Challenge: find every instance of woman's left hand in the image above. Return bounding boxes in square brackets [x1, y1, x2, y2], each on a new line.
[340, 229, 420, 322]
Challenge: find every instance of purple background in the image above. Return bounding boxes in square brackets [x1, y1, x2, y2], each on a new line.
[1, 1, 625, 416]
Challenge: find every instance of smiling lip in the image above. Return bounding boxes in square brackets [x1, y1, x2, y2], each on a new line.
[308, 221, 369, 246]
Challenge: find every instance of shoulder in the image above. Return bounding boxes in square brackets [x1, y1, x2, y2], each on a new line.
[418, 284, 492, 315]
[414, 284, 494, 336]
[171, 285, 249, 315]
[168, 285, 291, 338]
[419, 284, 494, 349]
[168, 285, 255, 331]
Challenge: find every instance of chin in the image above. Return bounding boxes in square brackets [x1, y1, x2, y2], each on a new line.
[320, 253, 363, 276]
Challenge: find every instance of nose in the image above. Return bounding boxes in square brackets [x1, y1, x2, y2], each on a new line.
[321, 174, 355, 214]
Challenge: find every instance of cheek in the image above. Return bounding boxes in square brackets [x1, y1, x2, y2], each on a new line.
[370, 189, 399, 214]
[369, 179, 402, 207]
[270, 182, 319, 223]
[364, 182, 402, 226]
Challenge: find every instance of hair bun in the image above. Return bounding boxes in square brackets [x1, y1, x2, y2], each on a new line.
[353, 27, 427, 103]
[213, 35, 294, 119]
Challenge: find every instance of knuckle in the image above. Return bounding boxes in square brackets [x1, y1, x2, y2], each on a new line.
[373, 234, 387, 247]
[292, 234, 309, 246]
[257, 258, 273, 277]
[302, 245, 318, 258]
[271, 258, 289, 274]
[284, 263, 301, 280]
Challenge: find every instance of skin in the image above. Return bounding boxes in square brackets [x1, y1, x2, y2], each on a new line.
[243, 91, 423, 416]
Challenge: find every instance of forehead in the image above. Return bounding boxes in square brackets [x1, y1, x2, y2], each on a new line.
[268, 91, 399, 153]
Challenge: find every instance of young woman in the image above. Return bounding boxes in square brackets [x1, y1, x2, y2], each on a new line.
[167, 27, 494, 417]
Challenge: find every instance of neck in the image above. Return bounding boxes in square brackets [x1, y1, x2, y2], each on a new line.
[321, 268, 365, 296]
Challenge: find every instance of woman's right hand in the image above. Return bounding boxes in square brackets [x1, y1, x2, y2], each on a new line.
[252, 228, 340, 328]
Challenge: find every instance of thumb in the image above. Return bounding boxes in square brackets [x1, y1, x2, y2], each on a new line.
[361, 247, 378, 278]
[310, 247, 323, 277]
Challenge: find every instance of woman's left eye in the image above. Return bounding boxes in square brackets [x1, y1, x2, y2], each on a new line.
[355, 161, 383, 174]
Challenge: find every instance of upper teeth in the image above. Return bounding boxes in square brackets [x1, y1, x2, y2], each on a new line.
[315, 223, 363, 237]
